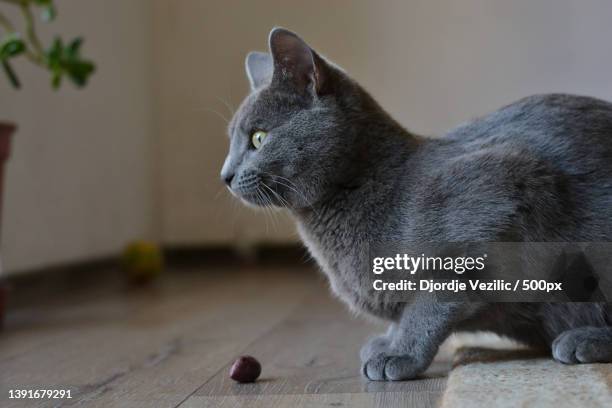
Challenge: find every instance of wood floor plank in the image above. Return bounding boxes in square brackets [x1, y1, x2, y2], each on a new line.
[0, 267, 318, 408]
[182, 391, 443, 408]
[1, 266, 449, 408]
[186, 289, 448, 408]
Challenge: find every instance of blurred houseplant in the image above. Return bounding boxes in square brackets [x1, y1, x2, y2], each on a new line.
[0, 0, 95, 89]
[0, 0, 94, 325]
[0, 0, 95, 224]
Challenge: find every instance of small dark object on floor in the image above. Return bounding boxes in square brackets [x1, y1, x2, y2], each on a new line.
[229, 355, 262, 383]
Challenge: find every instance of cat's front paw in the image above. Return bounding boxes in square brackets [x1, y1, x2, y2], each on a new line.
[361, 353, 426, 381]
[553, 326, 612, 364]
[360, 336, 427, 381]
[360, 334, 391, 362]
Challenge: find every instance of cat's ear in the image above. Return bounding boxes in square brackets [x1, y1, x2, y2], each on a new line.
[268, 28, 329, 96]
[245, 51, 273, 91]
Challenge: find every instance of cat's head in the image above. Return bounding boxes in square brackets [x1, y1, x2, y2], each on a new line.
[220, 28, 371, 210]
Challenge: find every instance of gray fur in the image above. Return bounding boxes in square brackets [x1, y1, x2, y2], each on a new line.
[553, 326, 612, 364]
[221, 28, 612, 380]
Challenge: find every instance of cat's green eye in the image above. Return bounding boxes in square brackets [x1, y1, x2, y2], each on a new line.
[251, 130, 268, 149]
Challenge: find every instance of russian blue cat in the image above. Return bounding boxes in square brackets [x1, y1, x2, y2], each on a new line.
[220, 28, 612, 380]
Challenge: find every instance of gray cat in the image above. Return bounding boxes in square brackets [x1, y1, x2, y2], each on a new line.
[220, 28, 612, 381]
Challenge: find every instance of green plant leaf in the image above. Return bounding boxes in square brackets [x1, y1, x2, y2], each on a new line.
[0, 34, 26, 59]
[2, 0, 95, 90]
[1, 60, 21, 89]
[51, 69, 61, 89]
[45, 36, 95, 89]
[67, 37, 82, 56]
[46, 37, 63, 65]
[67, 60, 95, 86]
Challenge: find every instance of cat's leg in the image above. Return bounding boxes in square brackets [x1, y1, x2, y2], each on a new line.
[552, 326, 612, 364]
[361, 301, 476, 381]
[360, 324, 396, 363]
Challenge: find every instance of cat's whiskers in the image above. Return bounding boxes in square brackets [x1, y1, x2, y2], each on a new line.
[265, 188, 284, 230]
[215, 96, 235, 117]
[263, 172, 320, 217]
[254, 189, 272, 233]
[263, 188, 283, 231]
[214, 186, 228, 201]
[257, 186, 283, 232]
[194, 107, 230, 125]
[271, 175, 311, 203]
[260, 172, 308, 202]
[261, 182, 290, 208]
[261, 183, 284, 205]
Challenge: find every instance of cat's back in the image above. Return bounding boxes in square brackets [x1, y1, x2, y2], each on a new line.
[450, 93, 612, 137]
[406, 93, 612, 241]
[445, 93, 612, 172]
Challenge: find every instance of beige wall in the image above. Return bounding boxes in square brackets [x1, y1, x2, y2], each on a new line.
[152, 0, 612, 247]
[0, 0, 156, 274]
[4, 1, 612, 273]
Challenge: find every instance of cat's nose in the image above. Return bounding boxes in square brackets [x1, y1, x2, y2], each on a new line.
[222, 172, 235, 186]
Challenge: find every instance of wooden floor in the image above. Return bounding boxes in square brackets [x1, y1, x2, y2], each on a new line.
[0, 264, 448, 407]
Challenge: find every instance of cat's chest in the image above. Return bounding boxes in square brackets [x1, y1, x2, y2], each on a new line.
[296, 219, 362, 273]
[296, 219, 400, 321]
[296, 216, 370, 308]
